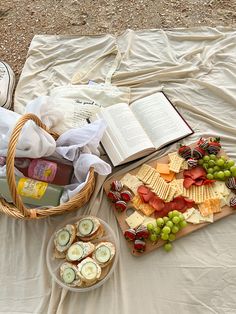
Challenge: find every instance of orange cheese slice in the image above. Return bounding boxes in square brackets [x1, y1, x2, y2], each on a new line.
[160, 171, 176, 182]
[156, 163, 170, 174]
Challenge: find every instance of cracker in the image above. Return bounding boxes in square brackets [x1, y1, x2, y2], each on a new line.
[132, 194, 143, 209]
[180, 160, 189, 170]
[120, 173, 143, 194]
[162, 185, 171, 201]
[168, 152, 178, 162]
[146, 169, 157, 185]
[174, 179, 184, 195]
[136, 164, 152, 181]
[147, 172, 160, 190]
[165, 186, 177, 202]
[198, 198, 221, 217]
[138, 203, 156, 216]
[169, 154, 185, 173]
[142, 168, 156, 183]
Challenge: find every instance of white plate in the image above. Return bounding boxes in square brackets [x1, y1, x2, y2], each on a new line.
[46, 215, 119, 292]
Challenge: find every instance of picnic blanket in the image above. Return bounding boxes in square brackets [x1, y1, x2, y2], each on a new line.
[1, 27, 236, 314]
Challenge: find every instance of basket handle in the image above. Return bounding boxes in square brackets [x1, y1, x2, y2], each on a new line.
[6, 113, 58, 217]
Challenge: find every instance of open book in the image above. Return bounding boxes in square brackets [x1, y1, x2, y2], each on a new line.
[90, 92, 193, 166]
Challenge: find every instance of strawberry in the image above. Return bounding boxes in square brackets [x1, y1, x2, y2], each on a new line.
[197, 137, 209, 150]
[207, 137, 221, 155]
[134, 239, 146, 252]
[187, 158, 198, 168]
[124, 229, 136, 241]
[229, 196, 236, 208]
[225, 177, 236, 189]
[178, 144, 192, 160]
[192, 146, 206, 159]
[135, 226, 149, 240]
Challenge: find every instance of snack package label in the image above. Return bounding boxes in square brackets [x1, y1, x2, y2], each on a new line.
[17, 178, 48, 199]
[28, 160, 57, 182]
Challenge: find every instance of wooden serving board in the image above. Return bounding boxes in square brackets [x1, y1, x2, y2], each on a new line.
[104, 146, 236, 256]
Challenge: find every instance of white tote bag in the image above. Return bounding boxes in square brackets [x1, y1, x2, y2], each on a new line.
[49, 46, 130, 134]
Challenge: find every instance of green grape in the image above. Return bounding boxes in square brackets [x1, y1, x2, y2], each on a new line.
[164, 243, 172, 252]
[203, 155, 210, 162]
[207, 168, 214, 174]
[217, 171, 225, 180]
[230, 166, 236, 176]
[208, 160, 215, 167]
[172, 225, 179, 234]
[161, 233, 169, 241]
[162, 226, 171, 234]
[209, 154, 217, 160]
[216, 158, 225, 167]
[213, 166, 220, 172]
[172, 216, 180, 224]
[224, 170, 231, 178]
[166, 221, 173, 228]
[163, 216, 169, 224]
[149, 233, 158, 242]
[156, 218, 164, 227]
[172, 210, 180, 217]
[147, 223, 154, 231]
[179, 220, 188, 229]
[168, 211, 173, 219]
[153, 227, 161, 235]
[228, 160, 235, 167]
[198, 159, 204, 165]
[168, 234, 176, 241]
[207, 173, 214, 180]
[203, 162, 209, 169]
[213, 172, 219, 179]
[178, 214, 184, 221]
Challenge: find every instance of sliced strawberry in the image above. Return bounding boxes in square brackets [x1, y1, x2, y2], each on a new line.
[183, 177, 195, 189]
[189, 166, 206, 180]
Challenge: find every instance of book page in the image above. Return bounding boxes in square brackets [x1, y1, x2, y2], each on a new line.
[130, 93, 193, 149]
[95, 104, 155, 166]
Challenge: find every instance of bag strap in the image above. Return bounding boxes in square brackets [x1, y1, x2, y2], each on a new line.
[71, 43, 122, 85]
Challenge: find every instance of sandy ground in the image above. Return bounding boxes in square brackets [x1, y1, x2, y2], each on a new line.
[0, 0, 236, 80]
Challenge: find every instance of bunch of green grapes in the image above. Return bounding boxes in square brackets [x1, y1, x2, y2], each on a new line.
[147, 210, 188, 252]
[198, 154, 236, 181]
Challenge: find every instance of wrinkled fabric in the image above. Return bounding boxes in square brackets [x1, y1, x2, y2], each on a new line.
[1, 27, 236, 314]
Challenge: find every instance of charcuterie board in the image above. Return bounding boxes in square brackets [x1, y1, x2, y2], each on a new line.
[104, 138, 236, 256]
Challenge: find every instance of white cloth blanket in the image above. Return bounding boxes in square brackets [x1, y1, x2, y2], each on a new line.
[1, 27, 236, 314]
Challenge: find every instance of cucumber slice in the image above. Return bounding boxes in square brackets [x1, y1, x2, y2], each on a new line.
[81, 261, 98, 280]
[78, 219, 94, 236]
[95, 245, 111, 263]
[67, 243, 84, 261]
[62, 267, 76, 284]
[57, 229, 70, 246]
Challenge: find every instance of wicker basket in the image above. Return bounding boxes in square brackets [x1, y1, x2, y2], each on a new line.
[0, 113, 96, 219]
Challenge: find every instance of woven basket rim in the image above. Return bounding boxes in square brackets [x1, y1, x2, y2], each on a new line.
[1, 113, 96, 219]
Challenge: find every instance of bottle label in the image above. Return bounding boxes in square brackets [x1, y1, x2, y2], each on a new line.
[28, 160, 57, 182]
[17, 178, 48, 199]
